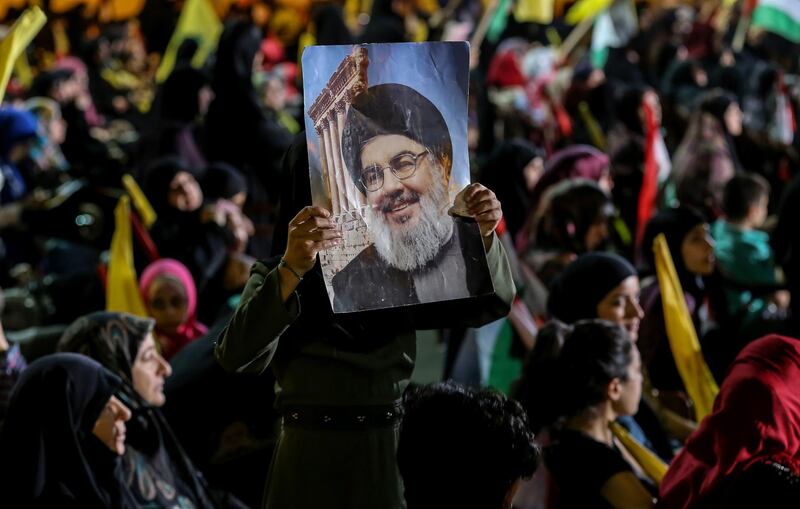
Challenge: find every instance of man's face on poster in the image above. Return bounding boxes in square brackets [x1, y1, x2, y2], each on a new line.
[359, 133, 454, 272]
[360, 134, 435, 230]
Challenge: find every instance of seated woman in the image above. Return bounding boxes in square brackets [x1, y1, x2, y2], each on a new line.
[522, 180, 615, 289]
[545, 252, 678, 460]
[543, 321, 656, 509]
[0, 353, 133, 508]
[140, 258, 208, 360]
[639, 206, 719, 394]
[660, 335, 800, 509]
[56, 311, 226, 508]
[143, 157, 249, 295]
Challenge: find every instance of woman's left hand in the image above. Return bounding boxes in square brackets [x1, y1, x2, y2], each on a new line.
[463, 183, 503, 238]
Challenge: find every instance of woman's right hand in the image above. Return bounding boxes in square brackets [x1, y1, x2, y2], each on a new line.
[282, 206, 342, 276]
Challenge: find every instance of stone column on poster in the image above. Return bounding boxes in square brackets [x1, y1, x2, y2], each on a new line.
[327, 110, 351, 217]
[314, 123, 334, 213]
[320, 119, 341, 217]
[325, 113, 350, 216]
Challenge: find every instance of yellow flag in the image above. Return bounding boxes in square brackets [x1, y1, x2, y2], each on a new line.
[122, 174, 157, 230]
[565, 0, 612, 24]
[578, 101, 606, 150]
[653, 234, 719, 421]
[0, 6, 46, 104]
[610, 421, 668, 485]
[514, 0, 554, 24]
[106, 195, 148, 317]
[13, 52, 33, 89]
[156, 0, 222, 83]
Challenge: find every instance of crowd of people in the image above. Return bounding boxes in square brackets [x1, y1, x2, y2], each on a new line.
[0, 0, 799, 508]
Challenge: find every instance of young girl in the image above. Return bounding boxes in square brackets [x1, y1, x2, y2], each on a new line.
[140, 258, 208, 360]
[543, 320, 656, 509]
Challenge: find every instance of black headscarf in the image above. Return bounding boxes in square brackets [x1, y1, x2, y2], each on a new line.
[479, 139, 543, 237]
[56, 313, 219, 509]
[202, 162, 248, 201]
[205, 20, 293, 190]
[210, 21, 263, 126]
[698, 90, 737, 129]
[142, 156, 197, 215]
[160, 66, 209, 124]
[548, 252, 637, 324]
[0, 353, 126, 508]
[641, 206, 706, 292]
[615, 86, 648, 135]
[698, 89, 742, 171]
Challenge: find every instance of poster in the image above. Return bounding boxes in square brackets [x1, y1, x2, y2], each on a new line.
[302, 42, 493, 313]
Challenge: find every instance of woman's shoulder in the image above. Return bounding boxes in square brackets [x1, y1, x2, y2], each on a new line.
[545, 429, 632, 482]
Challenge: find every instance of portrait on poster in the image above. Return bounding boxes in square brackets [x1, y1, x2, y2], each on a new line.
[302, 41, 493, 313]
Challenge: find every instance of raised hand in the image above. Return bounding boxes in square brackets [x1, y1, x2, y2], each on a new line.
[282, 206, 342, 277]
[462, 183, 503, 238]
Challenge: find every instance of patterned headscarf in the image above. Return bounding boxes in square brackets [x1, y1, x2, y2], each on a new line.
[57, 311, 155, 391]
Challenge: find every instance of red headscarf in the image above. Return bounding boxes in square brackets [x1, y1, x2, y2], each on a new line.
[139, 259, 208, 360]
[659, 335, 800, 509]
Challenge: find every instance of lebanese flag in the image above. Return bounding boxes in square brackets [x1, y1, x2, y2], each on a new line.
[635, 99, 659, 248]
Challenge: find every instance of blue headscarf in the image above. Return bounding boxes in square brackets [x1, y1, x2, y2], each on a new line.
[0, 108, 37, 204]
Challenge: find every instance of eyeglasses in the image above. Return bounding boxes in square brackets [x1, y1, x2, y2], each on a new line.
[359, 149, 429, 192]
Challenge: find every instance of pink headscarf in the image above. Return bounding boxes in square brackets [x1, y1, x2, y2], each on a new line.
[53, 56, 105, 127]
[139, 258, 208, 359]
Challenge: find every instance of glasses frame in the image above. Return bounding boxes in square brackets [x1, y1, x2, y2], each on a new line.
[358, 149, 430, 192]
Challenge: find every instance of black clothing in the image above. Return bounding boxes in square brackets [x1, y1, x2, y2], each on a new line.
[56, 312, 228, 509]
[0, 353, 129, 509]
[479, 139, 543, 237]
[332, 219, 493, 312]
[544, 429, 634, 509]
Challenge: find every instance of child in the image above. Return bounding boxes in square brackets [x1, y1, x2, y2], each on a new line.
[140, 259, 208, 360]
[711, 173, 787, 333]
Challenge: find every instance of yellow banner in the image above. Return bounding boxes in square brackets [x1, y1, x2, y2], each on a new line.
[514, 0, 554, 24]
[0, 6, 46, 104]
[653, 234, 719, 421]
[565, 0, 612, 24]
[610, 421, 668, 485]
[156, 0, 222, 83]
[106, 195, 148, 317]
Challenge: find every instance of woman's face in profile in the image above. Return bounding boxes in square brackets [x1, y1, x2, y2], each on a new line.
[132, 333, 172, 407]
[681, 223, 715, 276]
[92, 395, 132, 455]
[596, 276, 644, 342]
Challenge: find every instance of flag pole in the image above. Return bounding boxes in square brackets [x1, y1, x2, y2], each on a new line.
[470, 0, 500, 51]
[558, 16, 594, 62]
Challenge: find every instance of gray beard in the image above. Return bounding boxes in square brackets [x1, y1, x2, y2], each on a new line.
[366, 178, 454, 271]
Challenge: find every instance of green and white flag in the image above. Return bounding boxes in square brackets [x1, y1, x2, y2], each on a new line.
[590, 0, 637, 68]
[752, 0, 800, 43]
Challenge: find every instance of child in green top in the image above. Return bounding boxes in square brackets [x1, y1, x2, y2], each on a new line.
[711, 173, 787, 334]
